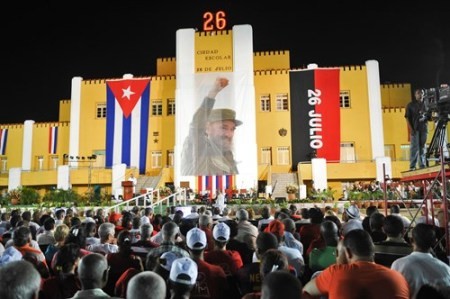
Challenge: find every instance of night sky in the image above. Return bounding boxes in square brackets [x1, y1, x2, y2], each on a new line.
[3, 2, 450, 123]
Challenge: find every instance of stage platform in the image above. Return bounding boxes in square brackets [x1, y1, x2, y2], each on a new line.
[400, 163, 450, 182]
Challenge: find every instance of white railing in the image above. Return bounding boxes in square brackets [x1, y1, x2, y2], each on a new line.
[106, 188, 188, 213]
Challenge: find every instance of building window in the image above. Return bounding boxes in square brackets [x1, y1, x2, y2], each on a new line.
[167, 99, 176, 116]
[400, 144, 410, 161]
[276, 93, 289, 111]
[50, 155, 59, 170]
[0, 157, 7, 173]
[277, 146, 290, 165]
[36, 156, 44, 171]
[152, 151, 162, 168]
[384, 144, 396, 161]
[260, 94, 271, 112]
[340, 91, 351, 108]
[96, 103, 107, 118]
[167, 150, 174, 167]
[340, 142, 356, 163]
[152, 100, 163, 116]
[261, 147, 272, 165]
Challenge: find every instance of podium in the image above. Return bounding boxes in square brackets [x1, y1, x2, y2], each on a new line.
[121, 181, 134, 200]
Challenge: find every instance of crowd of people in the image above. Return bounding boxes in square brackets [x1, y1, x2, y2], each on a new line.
[0, 201, 449, 299]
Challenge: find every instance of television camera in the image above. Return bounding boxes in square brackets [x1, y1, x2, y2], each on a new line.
[424, 84, 450, 163]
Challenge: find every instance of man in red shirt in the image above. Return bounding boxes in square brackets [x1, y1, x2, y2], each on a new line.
[186, 227, 230, 299]
[303, 229, 409, 299]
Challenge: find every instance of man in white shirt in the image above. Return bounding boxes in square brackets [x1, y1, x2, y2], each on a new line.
[391, 223, 450, 299]
[128, 173, 137, 196]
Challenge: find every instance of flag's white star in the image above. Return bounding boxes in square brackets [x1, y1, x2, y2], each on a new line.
[122, 86, 135, 100]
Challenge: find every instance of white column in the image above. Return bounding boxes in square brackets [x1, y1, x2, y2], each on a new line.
[366, 60, 385, 159]
[57, 165, 70, 190]
[69, 77, 82, 167]
[8, 167, 21, 191]
[21, 120, 35, 171]
[312, 158, 328, 191]
[174, 28, 196, 188]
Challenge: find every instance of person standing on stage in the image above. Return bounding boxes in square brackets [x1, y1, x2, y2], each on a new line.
[405, 88, 429, 171]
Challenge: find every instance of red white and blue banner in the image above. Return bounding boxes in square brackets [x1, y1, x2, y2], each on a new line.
[0, 129, 8, 155]
[197, 175, 234, 199]
[105, 78, 151, 174]
[48, 126, 58, 154]
[289, 68, 340, 169]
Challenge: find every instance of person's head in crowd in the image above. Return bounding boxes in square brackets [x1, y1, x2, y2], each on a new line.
[84, 221, 97, 238]
[256, 232, 279, 259]
[236, 208, 249, 222]
[343, 204, 360, 221]
[161, 221, 181, 242]
[390, 204, 401, 214]
[70, 217, 82, 228]
[65, 224, 87, 249]
[127, 271, 167, 299]
[116, 229, 133, 255]
[186, 227, 207, 254]
[0, 260, 41, 299]
[53, 243, 80, 275]
[281, 218, 296, 234]
[77, 253, 110, 290]
[366, 205, 379, 217]
[39, 214, 52, 228]
[154, 251, 178, 280]
[13, 226, 32, 247]
[338, 229, 374, 264]
[383, 214, 405, 238]
[222, 207, 231, 218]
[260, 249, 289, 278]
[324, 214, 342, 232]
[411, 223, 436, 252]
[97, 222, 116, 244]
[320, 220, 339, 246]
[300, 208, 310, 220]
[54, 223, 70, 245]
[198, 214, 212, 230]
[43, 217, 56, 232]
[168, 257, 198, 298]
[212, 222, 230, 249]
[173, 210, 184, 225]
[55, 208, 65, 220]
[265, 219, 285, 243]
[260, 270, 303, 299]
[260, 206, 271, 220]
[21, 210, 32, 223]
[140, 223, 154, 241]
[369, 212, 385, 231]
[85, 209, 94, 219]
[309, 207, 324, 224]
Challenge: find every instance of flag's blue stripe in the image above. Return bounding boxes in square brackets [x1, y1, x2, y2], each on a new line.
[105, 86, 116, 167]
[121, 113, 132, 166]
[2, 129, 8, 155]
[139, 83, 150, 174]
[53, 127, 58, 154]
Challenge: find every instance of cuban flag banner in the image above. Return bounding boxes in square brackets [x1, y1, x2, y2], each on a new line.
[105, 78, 150, 174]
[289, 68, 340, 169]
[48, 126, 58, 154]
[0, 128, 8, 155]
[197, 175, 234, 199]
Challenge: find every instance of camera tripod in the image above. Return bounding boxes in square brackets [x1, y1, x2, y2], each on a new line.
[426, 117, 449, 166]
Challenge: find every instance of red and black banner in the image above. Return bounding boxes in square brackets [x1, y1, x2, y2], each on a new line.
[289, 68, 340, 170]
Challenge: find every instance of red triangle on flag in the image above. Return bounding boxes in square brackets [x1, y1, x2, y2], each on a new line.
[107, 79, 150, 118]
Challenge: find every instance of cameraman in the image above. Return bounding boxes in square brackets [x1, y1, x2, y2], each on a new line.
[405, 88, 429, 170]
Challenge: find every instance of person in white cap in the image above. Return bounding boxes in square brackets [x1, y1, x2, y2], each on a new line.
[168, 257, 198, 299]
[185, 227, 230, 299]
[205, 222, 243, 275]
[180, 77, 243, 176]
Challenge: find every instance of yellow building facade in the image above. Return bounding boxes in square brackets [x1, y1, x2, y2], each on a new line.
[0, 25, 439, 199]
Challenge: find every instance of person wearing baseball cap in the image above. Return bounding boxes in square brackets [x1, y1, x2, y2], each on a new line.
[181, 77, 243, 176]
[185, 227, 230, 298]
[205, 222, 243, 274]
[168, 257, 198, 298]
